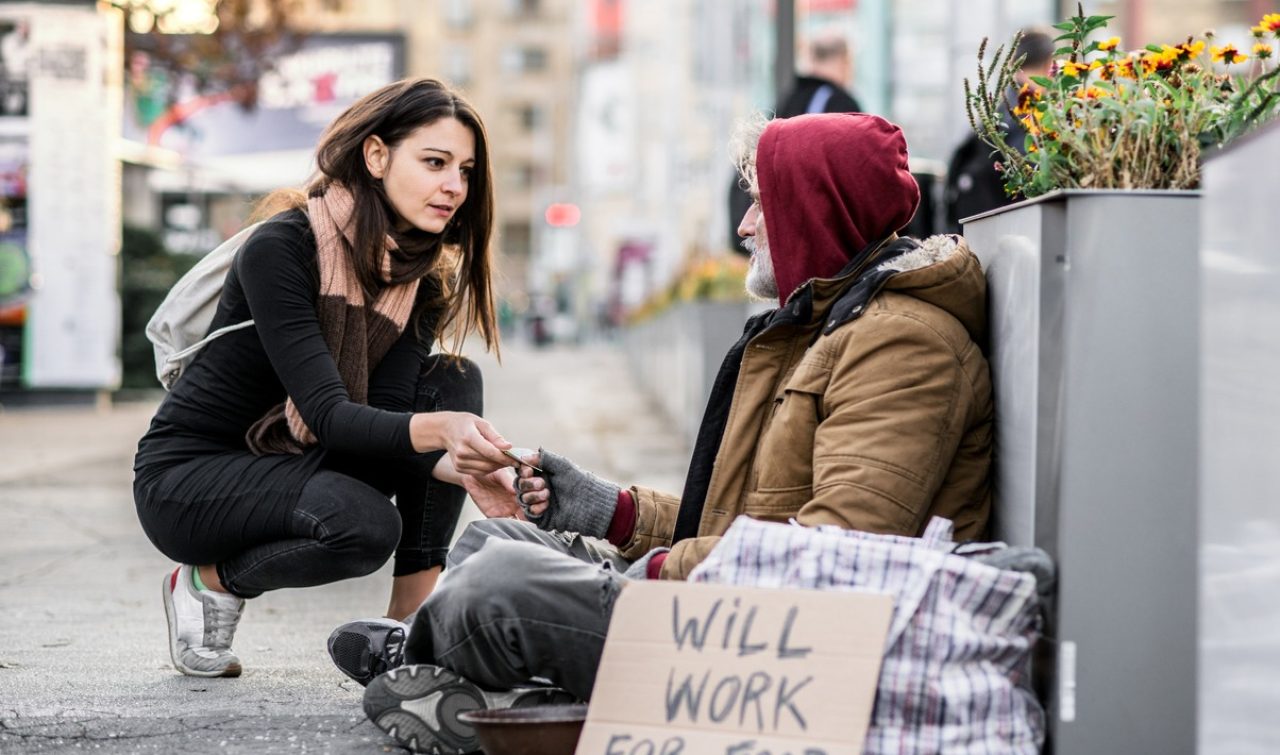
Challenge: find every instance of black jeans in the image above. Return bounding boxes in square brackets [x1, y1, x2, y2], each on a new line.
[135, 356, 481, 599]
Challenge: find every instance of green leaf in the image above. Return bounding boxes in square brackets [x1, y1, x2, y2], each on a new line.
[1053, 20, 1076, 31]
[1031, 75, 1055, 88]
[1054, 46, 1075, 56]
[1145, 44, 1164, 53]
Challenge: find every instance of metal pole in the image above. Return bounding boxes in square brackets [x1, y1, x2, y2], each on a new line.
[774, 0, 795, 102]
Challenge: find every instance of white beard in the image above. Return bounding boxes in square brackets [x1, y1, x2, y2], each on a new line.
[743, 236, 779, 300]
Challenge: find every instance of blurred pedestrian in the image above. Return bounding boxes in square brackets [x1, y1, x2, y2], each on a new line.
[134, 78, 523, 680]
[336, 112, 995, 755]
[944, 28, 1055, 230]
[728, 31, 863, 254]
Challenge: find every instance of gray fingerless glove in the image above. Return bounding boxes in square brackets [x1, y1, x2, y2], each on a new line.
[521, 449, 620, 539]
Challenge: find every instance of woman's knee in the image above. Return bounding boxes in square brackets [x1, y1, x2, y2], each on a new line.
[299, 472, 402, 576]
[417, 355, 483, 416]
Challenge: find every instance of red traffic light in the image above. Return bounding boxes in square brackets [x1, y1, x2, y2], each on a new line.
[544, 203, 581, 227]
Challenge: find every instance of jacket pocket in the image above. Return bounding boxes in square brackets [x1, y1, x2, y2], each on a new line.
[752, 361, 830, 494]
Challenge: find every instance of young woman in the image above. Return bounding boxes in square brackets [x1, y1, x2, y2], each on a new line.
[133, 78, 520, 679]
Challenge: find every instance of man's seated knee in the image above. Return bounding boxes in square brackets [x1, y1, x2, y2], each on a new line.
[434, 537, 556, 615]
[447, 517, 538, 568]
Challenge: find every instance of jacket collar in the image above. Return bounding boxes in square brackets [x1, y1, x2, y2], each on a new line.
[766, 234, 916, 335]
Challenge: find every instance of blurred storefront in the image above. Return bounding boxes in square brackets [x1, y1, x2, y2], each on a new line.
[120, 32, 406, 246]
[0, 1, 121, 394]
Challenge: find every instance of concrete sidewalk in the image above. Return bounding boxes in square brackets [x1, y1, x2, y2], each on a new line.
[0, 342, 689, 753]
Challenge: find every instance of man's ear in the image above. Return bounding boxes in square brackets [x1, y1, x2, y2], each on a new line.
[363, 135, 389, 179]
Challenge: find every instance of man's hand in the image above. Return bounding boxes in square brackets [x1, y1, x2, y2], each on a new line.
[515, 449, 620, 539]
[461, 467, 524, 520]
[515, 456, 550, 517]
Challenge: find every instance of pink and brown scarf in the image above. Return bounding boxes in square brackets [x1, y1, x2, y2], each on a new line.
[246, 183, 438, 455]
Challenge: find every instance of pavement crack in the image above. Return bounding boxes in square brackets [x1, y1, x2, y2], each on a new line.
[1, 715, 239, 743]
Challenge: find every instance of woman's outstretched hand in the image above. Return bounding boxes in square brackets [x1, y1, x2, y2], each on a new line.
[411, 411, 513, 475]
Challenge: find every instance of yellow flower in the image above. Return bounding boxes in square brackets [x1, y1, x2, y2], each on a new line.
[1253, 23, 1268, 38]
[1076, 86, 1111, 100]
[1061, 59, 1101, 78]
[1211, 44, 1248, 64]
[1012, 83, 1041, 116]
[1142, 47, 1178, 74]
[1098, 36, 1121, 52]
[1262, 14, 1280, 33]
[1175, 40, 1206, 61]
[1116, 56, 1139, 79]
[1255, 43, 1274, 60]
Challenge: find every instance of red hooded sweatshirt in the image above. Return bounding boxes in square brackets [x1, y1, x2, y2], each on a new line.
[756, 113, 921, 304]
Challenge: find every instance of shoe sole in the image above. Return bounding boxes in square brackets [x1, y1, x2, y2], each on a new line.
[162, 573, 241, 678]
[363, 665, 573, 754]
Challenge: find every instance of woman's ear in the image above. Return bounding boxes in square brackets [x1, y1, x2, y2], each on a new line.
[363, 135, 389, 179]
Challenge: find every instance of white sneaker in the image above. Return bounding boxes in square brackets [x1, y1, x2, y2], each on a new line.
[162, 565, 245, 677]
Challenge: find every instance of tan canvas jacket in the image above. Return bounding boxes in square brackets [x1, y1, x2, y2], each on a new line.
[619, 235, 994, 579]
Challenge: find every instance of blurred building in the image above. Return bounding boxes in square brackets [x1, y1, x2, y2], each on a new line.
[565, 0, 1056, 327]
[427, 0, 576, 305]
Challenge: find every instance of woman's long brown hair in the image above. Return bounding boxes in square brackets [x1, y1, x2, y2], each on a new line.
[254, 77, 498, 356]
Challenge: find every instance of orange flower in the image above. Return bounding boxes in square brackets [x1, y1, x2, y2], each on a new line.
[1211, 44, 1248, 64]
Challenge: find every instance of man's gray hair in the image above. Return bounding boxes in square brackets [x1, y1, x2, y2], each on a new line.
[730, 112, 771, 197]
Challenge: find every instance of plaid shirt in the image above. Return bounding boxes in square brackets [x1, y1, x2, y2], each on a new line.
[688, 517, 1045, 754]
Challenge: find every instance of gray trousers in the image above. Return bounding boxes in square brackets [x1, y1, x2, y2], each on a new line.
[404, 518, 630, 700]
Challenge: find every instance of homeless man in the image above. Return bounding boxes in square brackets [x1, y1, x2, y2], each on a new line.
[334, 112, 995, 755]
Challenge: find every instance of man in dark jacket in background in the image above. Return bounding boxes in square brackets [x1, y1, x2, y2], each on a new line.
[776, 31, 862, 117]
[944, 28, 1054, 231]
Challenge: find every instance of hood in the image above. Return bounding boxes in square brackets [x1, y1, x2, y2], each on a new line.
[877, 234, 987, 343]
[757, 112, 920, 304]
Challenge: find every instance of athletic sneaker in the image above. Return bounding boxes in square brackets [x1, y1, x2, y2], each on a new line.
[363, 664, 576, 754]
[161, 564, 245, 678]
[327, 617, 409, 687]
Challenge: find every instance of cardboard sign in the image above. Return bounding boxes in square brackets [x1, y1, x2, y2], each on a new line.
[577, 581, 893, 755]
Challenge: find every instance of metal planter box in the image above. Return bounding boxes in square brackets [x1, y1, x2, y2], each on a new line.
[963, 190, 1200, 755]
[1198, 120, 1280, 755]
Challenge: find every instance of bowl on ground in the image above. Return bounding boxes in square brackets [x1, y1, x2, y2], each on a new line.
[458, 703, 588, 755]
